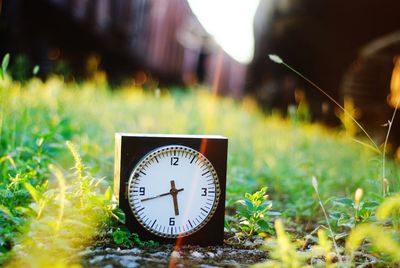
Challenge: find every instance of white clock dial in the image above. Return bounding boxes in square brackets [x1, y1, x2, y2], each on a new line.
[127, 145, 220, 238]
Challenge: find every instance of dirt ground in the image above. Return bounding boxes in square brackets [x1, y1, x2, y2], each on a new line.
[80, 244, 267, 267]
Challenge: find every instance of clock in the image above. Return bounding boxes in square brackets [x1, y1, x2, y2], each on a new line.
[114, 134, 228, 246]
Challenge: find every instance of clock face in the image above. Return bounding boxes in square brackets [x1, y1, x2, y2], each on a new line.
[127, 145, 221, 238]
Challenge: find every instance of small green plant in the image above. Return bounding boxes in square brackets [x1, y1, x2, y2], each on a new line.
[111, 226, 158, 248]
[112, 227, 140, 247]
[256, 220, 351, 267]
[7, 142, 120, 267]
[234, 187, 279, 237]
[330, 189, 380, 234]
[346, 194, 400, 263]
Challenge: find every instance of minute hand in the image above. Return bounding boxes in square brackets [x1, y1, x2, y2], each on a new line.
[141, 188, 184, 202]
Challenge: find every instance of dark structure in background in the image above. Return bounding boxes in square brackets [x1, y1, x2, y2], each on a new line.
[341, 32, 400, 142]
[2, 0, 400, 142]
[0, 0, 245, 95]
[249, 0, 400, 140]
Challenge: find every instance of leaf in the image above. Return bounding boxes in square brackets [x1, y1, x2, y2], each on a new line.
[236, 207, 252, 219]
[266, 211, 281, 216]
[257, 203, 271, 212]
[257, 219, 270, 230]
[329, 212, 342, 220]
[0, 205, 13, 218]
[2, 53, 10, 75]
[104, 186, 112, 200]
[244, 199, 254, 211]
[332, 198, 353, 207]
[112, 208, 126, 223]
[24, 183, 41, 203]
[112, 229, 127, 245]
[236, 199, 254, 212]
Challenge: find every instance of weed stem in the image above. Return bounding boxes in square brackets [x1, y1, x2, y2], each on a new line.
[382, 96, 400, 196]
[312, 176, 343, 263]
[269, 55, 380, 152]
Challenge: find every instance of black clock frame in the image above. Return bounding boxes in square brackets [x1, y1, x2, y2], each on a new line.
[114, 133, 228, 246]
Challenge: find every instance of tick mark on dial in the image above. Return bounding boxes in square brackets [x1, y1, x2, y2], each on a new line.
[136, 207, 145, 213]
[202, 171, 210, 176]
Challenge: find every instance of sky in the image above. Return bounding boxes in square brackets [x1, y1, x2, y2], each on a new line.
[187, 0, 261, 64]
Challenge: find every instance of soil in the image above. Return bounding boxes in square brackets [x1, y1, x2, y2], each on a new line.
[80, 244, 267, 267]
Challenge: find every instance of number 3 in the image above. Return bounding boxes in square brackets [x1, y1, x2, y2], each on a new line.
[201, 188, 207, 196]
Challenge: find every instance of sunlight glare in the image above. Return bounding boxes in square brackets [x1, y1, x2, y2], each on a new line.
[187, 0, 260, 64]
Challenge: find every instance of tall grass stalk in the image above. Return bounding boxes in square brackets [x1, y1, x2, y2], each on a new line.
[268, 54, 380, 153]
[382, 95, 400, 196]
[269, 54, 400, 198]
[311, 176, 343, 263]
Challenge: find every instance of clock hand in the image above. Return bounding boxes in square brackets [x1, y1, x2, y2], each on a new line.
[170, 180, 180, 216]
[140, 188, 184, 202]
[141, 191, 170, 202]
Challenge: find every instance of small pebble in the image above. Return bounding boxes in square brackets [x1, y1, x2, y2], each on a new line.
[253, 239, 264, 246]
[151, 251, 170, 258]
[191, 251, 203, 258]
[244, 240, 253, 247]
[206, 252, 215, 258]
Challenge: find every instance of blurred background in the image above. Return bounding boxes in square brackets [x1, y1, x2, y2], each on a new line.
[1, 0, 400, 141]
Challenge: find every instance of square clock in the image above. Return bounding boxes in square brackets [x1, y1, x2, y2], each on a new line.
[114, 133, 228, 246]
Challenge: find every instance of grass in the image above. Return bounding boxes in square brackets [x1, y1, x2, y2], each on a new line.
[1, 72, 400, 266]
